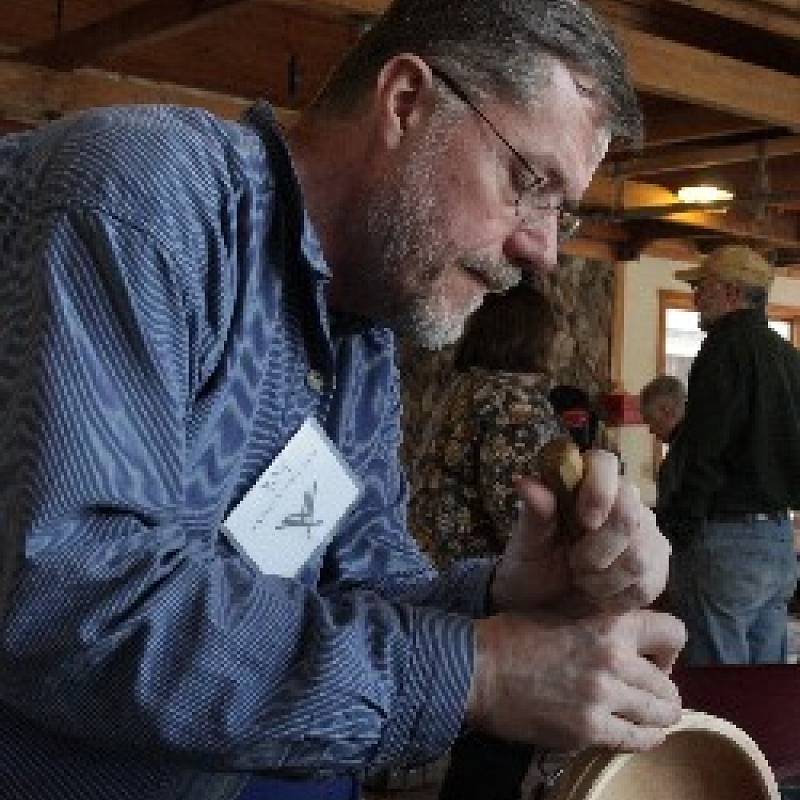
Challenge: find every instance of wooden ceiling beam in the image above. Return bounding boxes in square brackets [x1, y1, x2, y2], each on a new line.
[19, 0, 385, 70]
[650, 209, 799, 247]
[759, 0, 800, 12]
[11, 0, 800, 129]
[18, 0, 252, 69]
[667, 0, 800, 40]
[0, 54, 796, 250]
[584, 174, 800, 247]
[608, 134, 800, 177]
[638, 102, 767, 148]
[615, 27, 800, 129]
[0, 57, 277, 126]
[584, 176, 678, 209]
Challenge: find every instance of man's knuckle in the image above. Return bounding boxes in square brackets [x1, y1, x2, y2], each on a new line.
[627, 583, 649, 607]
[625, 545, 647, 574]
[604, 648, 626, 675]
[588, 671, 613, 702]
[584, 708, 612, 744]
[602, 613, 628, 640]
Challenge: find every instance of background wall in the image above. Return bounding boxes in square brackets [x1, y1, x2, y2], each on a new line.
[619, 255, 800, 505]
[399, 252, 800, 510]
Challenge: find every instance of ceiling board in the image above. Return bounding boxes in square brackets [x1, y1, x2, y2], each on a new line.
[609, 134, 800, 177]
[98, 4, 356, 106]
[0, 1, 58, 48]
[0, 58, 256, 125]
[2, 0, 800, 255]
[595, 0, 800, 73]
[617, 27, 800, 128]
[61, 0, 147, 31]
[668, 0, 800, 39]
[21, 0, 254, 67]
[636, 97, 768, 147]
[644, 155, 800, 197]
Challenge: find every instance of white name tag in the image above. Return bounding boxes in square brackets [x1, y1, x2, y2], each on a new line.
[222, 417, 363, 578]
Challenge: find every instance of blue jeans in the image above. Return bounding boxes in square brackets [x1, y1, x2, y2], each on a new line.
[670, 517, 797, 665]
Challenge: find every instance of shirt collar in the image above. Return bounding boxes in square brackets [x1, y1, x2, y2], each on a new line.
[241, 101, 330, 280]
[708, 306, 767, 335]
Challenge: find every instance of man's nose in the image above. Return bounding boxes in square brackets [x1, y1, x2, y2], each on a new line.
[503, 216, 558, 273]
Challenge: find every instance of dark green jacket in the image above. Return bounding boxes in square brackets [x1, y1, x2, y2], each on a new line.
[662, 307, 800, 520]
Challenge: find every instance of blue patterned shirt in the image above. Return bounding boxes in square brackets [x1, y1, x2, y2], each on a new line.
[0, 102, 491, 800]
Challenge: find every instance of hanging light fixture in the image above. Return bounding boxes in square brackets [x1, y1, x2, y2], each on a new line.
[676, 184, 734, 205]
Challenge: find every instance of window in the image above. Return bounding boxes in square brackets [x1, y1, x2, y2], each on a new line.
[664, 307, 703, 387]
[656, 290, 799, 462]
[659, 291, 798, 382]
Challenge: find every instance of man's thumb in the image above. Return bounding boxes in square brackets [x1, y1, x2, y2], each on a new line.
[512, 474, 557, 526]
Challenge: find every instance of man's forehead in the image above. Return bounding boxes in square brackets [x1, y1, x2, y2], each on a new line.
[496, 78, 610, 181]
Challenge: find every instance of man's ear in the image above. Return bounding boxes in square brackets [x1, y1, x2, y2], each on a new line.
[373, 54, 436, 150]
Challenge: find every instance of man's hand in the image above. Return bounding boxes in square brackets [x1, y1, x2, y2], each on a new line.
[466, 610, 686, 751]
[491, 449, 671, 614]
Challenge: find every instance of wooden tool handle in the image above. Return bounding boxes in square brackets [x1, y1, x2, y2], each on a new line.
[537, 437, 584, 543]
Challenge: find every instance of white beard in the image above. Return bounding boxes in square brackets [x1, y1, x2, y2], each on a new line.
[360, 120, 521, 350]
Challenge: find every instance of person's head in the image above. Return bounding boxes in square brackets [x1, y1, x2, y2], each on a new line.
[639, 375, 686, 442]
[548, 384, 599, 451]
[453, 282, 558, 373]
[292, 0, 641, 350]
[674, 245, 773, 331]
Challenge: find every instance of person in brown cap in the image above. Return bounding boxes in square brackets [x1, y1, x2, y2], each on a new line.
[664, 244, 800, 665]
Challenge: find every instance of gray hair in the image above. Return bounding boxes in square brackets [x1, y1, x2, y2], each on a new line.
[639, 374, 686, 413]
[311, 0, 642, 144]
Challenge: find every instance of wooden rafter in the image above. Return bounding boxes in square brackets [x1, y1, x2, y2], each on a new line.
[584, 175, 800, 247]
[760, 0, 800, 12]
[19, 0, 251, 69]
[615, 27, 800, 130]
[0, 58, 264, 125]
[640, 105, 767, 148]
[642, 210, 798, 247]
[20, 0, 385, 71]
[12, 1, 800, 130]
[608, 134, 800, 177]
[3, 53, 793, 249]
[667, 0, 800, 40]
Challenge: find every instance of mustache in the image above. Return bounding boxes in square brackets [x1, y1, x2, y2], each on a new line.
[459, 255, 523, 293]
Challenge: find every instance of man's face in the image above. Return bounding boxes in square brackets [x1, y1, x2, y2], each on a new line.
[642, 397, 683, 442]
[692, 276, 737, 330]
[358, 60, 609, 350]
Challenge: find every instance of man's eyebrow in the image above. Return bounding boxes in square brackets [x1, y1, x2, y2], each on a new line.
[521, 156, 576, 206]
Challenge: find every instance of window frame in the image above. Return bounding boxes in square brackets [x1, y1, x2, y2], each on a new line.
[657, 290, 800, 376]
[655, 290, 800, 467]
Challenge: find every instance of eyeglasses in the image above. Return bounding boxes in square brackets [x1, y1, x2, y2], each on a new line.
[429, 65, 582, 243]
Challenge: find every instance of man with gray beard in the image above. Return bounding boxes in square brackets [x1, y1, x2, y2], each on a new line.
[0, 1, 684, 799]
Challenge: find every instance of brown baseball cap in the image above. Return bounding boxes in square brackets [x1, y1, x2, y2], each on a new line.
[674, 245, 774, 288]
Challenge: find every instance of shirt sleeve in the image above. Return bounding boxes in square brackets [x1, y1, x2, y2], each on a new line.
[0, 207, 475, 777]
[314, 345, 493, 768]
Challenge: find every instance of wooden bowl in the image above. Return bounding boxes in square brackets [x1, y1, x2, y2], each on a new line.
[543, 711, 779, 800]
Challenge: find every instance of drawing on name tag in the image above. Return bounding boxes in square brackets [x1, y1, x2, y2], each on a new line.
[275, 481, 323, 538]
[222, 417, 363, 578]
